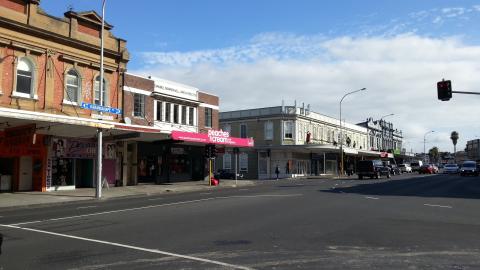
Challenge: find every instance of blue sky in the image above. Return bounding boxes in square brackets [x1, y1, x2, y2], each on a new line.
[41, 1, 480, 153]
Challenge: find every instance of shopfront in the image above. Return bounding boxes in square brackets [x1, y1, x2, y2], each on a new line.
[0, 125, 47, 192]
[47, 137, 117, 190]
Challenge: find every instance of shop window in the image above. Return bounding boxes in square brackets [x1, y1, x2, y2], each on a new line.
[156, 101, 162, 121]
[205, 108, 213, 127]
[223, 153, 232, 170]
[240, 124, 247, 138]
[133, 94, 145, 117]
[173, 104, 179, 123]
[181, 105, 187, 125]
[239, 153, 248, 172]
[65, 69, 81, 103]
[15, 57, 34, 96]
[165, 103, 171, 122]
[188, 107, 195, 126]
[264, 121, 273, 140]
[94, 76, 107, 106]
[284, 121, 293, 139]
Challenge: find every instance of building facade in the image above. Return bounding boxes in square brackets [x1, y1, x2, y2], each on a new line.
[217, 105, 377, 179]
[357, 118, 403, 155]
[466, 139, 480, 162]
[122, 74, 220, 184]
[0, 0, 141, 192]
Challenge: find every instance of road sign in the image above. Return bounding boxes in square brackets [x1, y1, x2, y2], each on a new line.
[81, 102, 122, 115]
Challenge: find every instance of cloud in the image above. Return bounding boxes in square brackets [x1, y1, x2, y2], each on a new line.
[133, 33, 480, 153]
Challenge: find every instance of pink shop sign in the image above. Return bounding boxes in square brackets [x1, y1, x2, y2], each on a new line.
[171, 130, 254, 147]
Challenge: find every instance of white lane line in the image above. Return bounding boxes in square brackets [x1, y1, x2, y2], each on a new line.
[365, 196, 380, 200]
[0, 224, 253, 270]
[9, 198, 216, 226]
[148, 198, 164, 201]
[200, 192, 212, 195]
[424, 204, 452, 209]
[76, 206, 97, 209]
[239, 189, 249, 191]
[8, 194, 302, 226]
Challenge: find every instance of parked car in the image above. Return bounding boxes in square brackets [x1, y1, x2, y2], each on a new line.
[410, 161, 423, 172]
[357, 160, 391, 180]
[419, 164, 437, 174]
[442, 163, 459, 174]
[460, 161, 479, 176]
[214, 169, 244, 179]
[398, 164, 412, 173]
[431, 164, 439, 174]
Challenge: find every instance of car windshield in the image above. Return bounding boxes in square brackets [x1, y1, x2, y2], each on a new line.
[445, 164, 457, 168]
[462, 163, 476, 168]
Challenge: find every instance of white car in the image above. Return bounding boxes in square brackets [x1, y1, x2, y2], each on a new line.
[442, 164, 459, 174]
[398, 164, 412, 173]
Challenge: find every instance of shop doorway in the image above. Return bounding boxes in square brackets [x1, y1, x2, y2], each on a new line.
[0, 158, 14, 192]
[75, 159, 94, 188]
[19, 156, 33, 191]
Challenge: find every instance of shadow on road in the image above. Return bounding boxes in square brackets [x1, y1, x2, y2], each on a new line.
[320, 175, 480, 199]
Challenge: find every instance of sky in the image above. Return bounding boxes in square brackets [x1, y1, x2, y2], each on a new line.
[40, 0, 480, 153]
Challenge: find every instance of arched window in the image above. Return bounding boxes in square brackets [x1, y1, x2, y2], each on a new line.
[65, 69, 80, 103]
[16, 58, 34, 95]
[94, 76, 107, 106]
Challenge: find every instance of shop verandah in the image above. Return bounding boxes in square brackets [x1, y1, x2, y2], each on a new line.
[0, 107, 163, 192]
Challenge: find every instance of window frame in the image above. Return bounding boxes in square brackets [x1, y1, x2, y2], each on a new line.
[94, 76, 107, 106]
[188, 107, 195, 126]
[240, 123, 247, 138]
[264, 121, 273, 140]
[239, 153, 248, 172]
[205, 107, 213, 128]
[284, 121, 293, 139]
[223, 153, 232, 170]
[133, 93, 145, 118]
[63, 68, 81, 105]
[13, 57, 37, 99]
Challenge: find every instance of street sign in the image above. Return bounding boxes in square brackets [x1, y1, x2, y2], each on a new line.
[81, 102, 122, 115]
[91, 114, 114, 120]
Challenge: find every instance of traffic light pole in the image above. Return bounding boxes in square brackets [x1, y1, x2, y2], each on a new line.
[452, 91, 480, 95]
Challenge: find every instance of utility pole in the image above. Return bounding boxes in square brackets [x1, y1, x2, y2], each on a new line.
[96, 0, 106, 199]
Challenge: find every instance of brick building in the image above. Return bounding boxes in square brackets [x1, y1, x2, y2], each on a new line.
[0, 0, 162, 192]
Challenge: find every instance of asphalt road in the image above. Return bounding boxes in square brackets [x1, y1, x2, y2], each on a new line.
[1, 173, 480, 269]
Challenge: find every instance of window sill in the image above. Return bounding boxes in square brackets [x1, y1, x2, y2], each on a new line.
[11, 92, 38, 100]
[62, 100, 80, 106]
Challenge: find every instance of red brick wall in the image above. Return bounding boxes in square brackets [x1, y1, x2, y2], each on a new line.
[123, 74, 154, 126]
[0, 0, 26, 14]
[77, 21, 100, 38]
[197, 91, 219, 132]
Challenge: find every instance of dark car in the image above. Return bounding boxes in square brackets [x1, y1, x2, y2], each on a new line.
[460, 161, 479, 176]
[214, 169, 243, 180]
[357, 160, 391, 180]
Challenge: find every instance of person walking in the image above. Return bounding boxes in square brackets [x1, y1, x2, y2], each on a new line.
[275, 165, 280, 180]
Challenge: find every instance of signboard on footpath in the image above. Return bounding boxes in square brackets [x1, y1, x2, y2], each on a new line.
[171, 130, 254, 147]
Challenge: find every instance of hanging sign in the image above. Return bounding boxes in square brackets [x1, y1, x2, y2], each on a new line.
[81, 102, 122, 115]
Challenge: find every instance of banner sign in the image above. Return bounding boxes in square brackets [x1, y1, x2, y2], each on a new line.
[81, 102, 122, 115]
[171, 130, 254, 147]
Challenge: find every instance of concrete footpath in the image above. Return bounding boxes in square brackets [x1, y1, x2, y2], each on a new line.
[0, 179, 256, 209]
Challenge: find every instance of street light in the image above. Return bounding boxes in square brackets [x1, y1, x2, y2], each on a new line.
[379, 113, 394, 151]
[423, 130, 435, 163]
[339, 87, 367, 176]
[96, 0, 106, 199]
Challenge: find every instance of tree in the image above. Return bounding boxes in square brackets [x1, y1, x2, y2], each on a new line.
[428, 147, 439, 163]
[450, 131, 459, 162]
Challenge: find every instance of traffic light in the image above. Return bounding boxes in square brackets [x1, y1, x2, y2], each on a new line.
[204, 145, 212, 158]
[211, 144, 217, 158]
[437, 80, 452, 101]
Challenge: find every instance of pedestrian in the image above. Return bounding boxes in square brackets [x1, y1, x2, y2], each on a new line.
[275, 165, 280, 180]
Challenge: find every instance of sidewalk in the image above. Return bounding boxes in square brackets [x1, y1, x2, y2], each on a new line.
[0, 179, 256, 209]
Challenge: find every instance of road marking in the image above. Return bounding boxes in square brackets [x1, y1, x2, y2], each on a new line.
[76, 206, 97, 209]
[239, 189, 249, 191]
[9, 198, 216, 226]
[424, 204, 452, 209]
[0, 224, 253, 270]
[365, 196, 380, 200]
[148, 197, 164, 201]
[8, 194, 303, 226]
[200, 192, 212, 195]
